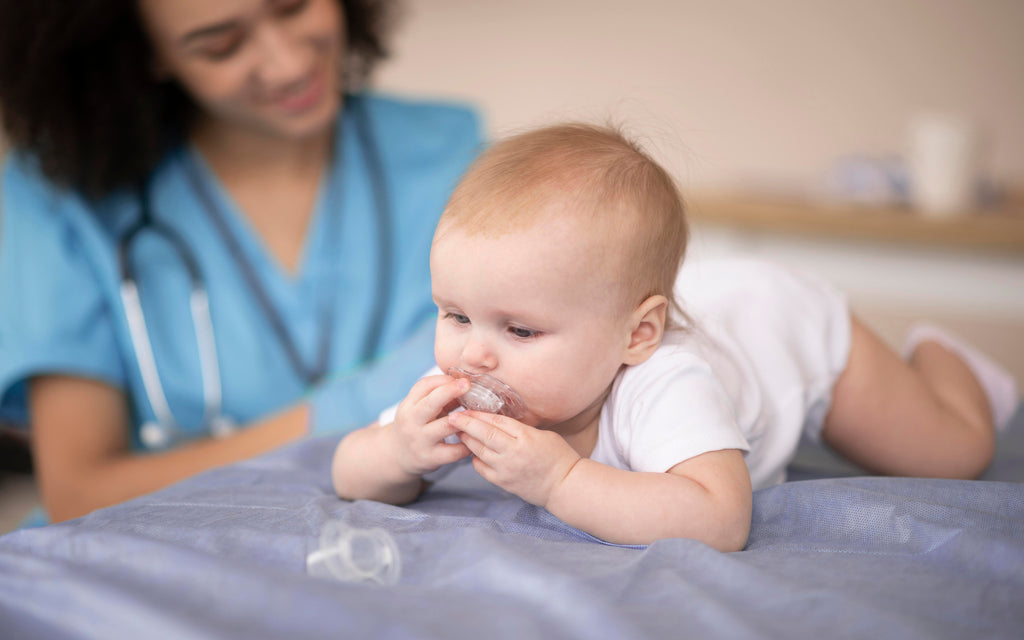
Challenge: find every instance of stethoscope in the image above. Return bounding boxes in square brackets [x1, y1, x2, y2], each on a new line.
[119, 95, 392, 450]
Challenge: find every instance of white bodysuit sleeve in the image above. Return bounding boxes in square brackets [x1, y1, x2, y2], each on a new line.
[604, 347, 750, 473]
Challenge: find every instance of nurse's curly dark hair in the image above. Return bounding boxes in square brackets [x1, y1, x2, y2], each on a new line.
[0, 0, 396, 199]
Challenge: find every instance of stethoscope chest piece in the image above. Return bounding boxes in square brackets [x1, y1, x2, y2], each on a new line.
[140, 415, 237, 450]
[139, 421, 171, 450]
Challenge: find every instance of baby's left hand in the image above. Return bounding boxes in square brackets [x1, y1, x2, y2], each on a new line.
[448, 411, 581, 507]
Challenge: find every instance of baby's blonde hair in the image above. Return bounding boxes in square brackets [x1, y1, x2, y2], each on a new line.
[438, 123, 690, 326]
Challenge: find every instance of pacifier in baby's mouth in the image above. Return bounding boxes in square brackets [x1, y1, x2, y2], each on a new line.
[447, 367, 527, 420]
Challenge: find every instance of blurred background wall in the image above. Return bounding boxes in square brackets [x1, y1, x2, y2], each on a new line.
[374, 0, 1024, 379]
[2, 2, 1021, 191]
[374, 0, 1024, 193]
[0, 0, 1021, 374]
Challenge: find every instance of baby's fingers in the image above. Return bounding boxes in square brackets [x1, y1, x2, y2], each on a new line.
[434, 441, 472, 466]
[448, 411, 518, 454]
[417, 417, 471, 467]
[404, 374, 457, 403]
[401, 376, 469, 423]
[419, 378, 470, 419]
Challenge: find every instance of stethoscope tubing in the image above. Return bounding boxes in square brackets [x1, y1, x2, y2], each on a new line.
[120, 95, 388, 449]
[120, 281, 225, 439]
[119, 201, 230, 447]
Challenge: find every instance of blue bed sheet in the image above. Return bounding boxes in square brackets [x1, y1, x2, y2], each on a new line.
[1, 406, 1022, 639]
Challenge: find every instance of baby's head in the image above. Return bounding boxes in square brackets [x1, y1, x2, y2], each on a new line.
[435, 123, 688, 323]
[430, 123, 689, 431]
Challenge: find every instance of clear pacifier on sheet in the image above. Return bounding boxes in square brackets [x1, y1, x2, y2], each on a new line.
[306, 520, 401, 585]
[447, 367, 527, 420]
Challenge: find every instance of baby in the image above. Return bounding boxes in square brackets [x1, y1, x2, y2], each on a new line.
[332, 123, 1017, 551]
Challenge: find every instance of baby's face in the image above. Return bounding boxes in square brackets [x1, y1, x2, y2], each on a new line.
[430, 213, 634, 437]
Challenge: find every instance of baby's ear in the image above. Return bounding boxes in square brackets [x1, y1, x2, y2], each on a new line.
[623, 295, 667, 365]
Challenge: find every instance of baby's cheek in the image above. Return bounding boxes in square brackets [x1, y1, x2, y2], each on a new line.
[432, 345, 457, 373]
[515, 411, 544, 429]
[517, 388, 576, 425]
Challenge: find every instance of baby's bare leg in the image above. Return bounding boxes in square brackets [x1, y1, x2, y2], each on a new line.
[821, 316, 996, 479]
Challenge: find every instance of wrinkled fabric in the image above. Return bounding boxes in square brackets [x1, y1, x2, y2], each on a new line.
[1, 407, 1022, 640]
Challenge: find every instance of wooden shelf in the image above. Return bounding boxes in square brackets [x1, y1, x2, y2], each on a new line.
[686, 192, 1024, 253]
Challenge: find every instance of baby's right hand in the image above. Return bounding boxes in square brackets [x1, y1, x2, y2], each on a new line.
[388, 375, 472, 477]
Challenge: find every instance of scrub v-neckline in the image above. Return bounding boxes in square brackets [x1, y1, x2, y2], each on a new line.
[180, 126, 349, 385]
[184, 143, 335, 287]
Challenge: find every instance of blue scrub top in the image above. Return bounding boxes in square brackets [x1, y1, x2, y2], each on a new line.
[0, 93, 482, 445]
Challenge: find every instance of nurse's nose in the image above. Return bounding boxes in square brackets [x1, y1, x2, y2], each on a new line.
[252, 23, 308, 86]
[460, 332, 497, 373]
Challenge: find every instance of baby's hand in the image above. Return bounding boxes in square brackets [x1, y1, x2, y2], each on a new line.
[389, 375, 472, 476]
[449, 411, 581, 508]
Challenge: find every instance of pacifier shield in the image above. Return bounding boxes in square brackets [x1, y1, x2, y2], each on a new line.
[447, 367, 526, 420]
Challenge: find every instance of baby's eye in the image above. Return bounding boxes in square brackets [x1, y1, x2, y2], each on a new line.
[446, 313, 470, 325]
[509, 326, 537, 339]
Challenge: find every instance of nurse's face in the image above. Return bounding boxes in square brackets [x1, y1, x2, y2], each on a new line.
[139, 0, 344, 142]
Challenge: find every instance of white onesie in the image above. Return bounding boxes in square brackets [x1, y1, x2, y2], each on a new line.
[380, 258, 851, 490]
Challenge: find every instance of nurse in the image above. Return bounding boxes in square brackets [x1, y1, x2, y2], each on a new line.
[0, 0, 482, 522]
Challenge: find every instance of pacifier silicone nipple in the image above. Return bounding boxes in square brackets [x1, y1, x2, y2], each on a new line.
[447, 367, 527, 420]
[306, 520, 401, 585]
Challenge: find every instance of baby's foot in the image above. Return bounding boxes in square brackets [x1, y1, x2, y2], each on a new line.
[903, 324, 1019, 432]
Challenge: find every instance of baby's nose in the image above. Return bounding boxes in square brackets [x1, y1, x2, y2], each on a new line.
[461, 335, 497, 372]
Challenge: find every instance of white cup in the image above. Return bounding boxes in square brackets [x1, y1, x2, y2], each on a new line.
[907, 113, 981, 218]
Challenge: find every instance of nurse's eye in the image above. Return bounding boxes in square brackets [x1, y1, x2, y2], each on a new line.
[274, 0, 310, 16]
[508, 326, 538, 339]
[445, 312, 470, 325]
[200, 34, 245, 60]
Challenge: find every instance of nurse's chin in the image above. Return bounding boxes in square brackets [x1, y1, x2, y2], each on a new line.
[257, 98, 340, 143]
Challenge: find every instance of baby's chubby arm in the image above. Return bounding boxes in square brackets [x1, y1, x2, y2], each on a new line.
[555, 450, 752, 551]
[451, 411, 752, 551]
[331, 375, 472, 504]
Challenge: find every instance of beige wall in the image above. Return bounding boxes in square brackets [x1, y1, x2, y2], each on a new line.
[373, 1, 1024, 379]
[375, 0, 1024, 194]
[4, 2, 1022, 193]
[1, 2, 1021, 375]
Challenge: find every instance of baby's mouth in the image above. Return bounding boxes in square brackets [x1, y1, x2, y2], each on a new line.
[447, 367, 527, 420]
